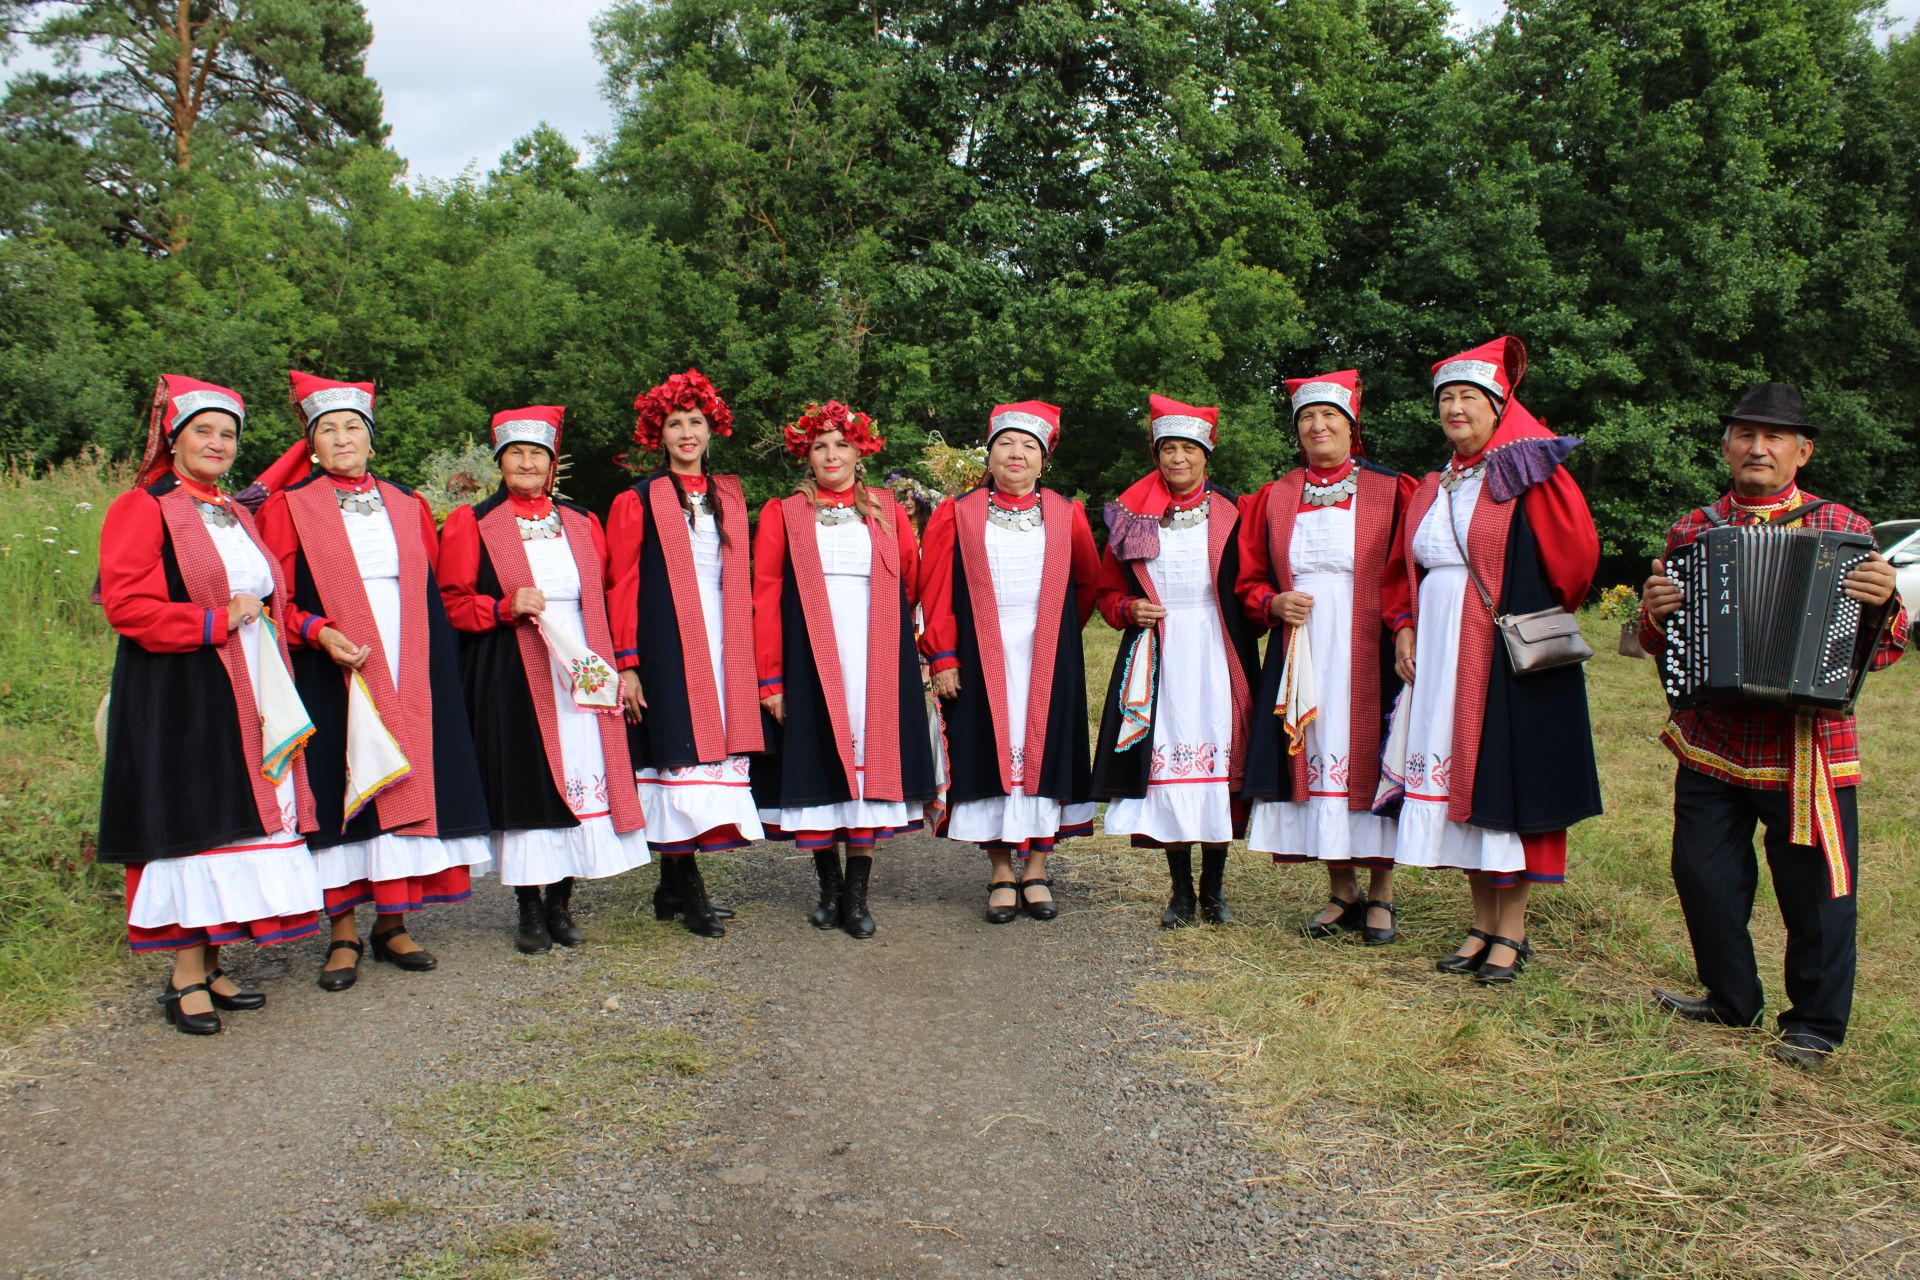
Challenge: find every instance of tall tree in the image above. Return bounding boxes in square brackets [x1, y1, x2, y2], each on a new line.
[0, 0, 386, 253]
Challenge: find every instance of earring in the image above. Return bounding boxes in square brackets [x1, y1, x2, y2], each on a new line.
[310, 452, 320, 464]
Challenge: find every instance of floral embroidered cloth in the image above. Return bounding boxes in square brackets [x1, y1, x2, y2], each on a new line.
[535, 614, 620, 712]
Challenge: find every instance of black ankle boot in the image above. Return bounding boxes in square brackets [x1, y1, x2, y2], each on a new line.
[840, 856, 875, 939]
[544, 877, 585, 947]
[1198, 847, 1231, 925]
[1161, 847, 1197, 928]
[651, 855, 681, 921]
[515, 886, 552, 954]
[677, 856, 726, 938]
[809, 850, 843, 930]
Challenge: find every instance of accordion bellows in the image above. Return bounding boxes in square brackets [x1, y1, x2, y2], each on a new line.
[1661, 525, 1877, 713]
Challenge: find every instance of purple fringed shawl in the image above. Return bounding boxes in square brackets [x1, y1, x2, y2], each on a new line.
[1486, 435, 1581, 503]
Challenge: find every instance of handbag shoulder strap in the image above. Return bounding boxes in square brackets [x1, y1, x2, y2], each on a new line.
[1443, 486, 1501, 623]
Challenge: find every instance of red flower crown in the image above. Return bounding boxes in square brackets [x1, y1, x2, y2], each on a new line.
[631, 369, 734, 453]
[784, 400, 884, 460]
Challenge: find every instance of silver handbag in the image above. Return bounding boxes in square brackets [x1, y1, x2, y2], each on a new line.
[1445, 488, 1592, 676]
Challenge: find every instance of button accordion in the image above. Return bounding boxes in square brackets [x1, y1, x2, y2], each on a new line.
[1660, 518, 1878, 713]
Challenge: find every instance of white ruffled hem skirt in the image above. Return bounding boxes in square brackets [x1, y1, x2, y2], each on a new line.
[128, 841, 324, 929]
[492, 817, 652, 887]
[313, 832, 494, 889]
[1247, 797, 1398, 862]
[945, 796, 1097, 846]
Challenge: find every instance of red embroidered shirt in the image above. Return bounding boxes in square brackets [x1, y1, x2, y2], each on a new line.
[1636, 487, 1909, 790]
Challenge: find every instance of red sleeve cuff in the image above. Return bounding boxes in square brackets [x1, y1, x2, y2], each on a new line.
[493, 597, 512, 625]
[928, 654, 960, 674]
[204, 609, 222, 647]
[759, 677, 784, 694]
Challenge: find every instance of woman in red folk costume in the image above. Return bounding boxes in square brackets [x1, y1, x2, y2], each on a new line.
[254, 373, 494, 991]
[97, 376, 324, 1034]
[606, 371, 764, 938]
[751, 402, 935, 939]
[1387, 338, 1602, 984]
[1238, 372, 1416, 943]
[920, 402, 1101, 924]
[1093, 396, 1261, 928]
[441, 408, 650, 954]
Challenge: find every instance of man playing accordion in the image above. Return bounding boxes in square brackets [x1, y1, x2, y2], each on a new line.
[1639, 382, 1907, 1069]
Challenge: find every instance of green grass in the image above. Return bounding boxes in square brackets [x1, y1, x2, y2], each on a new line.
[0, 454, 132, 1040]
[395, 1224, 554, 1280]
[1078, 613, 1920, 1277]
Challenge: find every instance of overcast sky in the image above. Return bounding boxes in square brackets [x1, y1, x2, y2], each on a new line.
[366, 0, 1920, 183]
[9, 1, 1918, 184]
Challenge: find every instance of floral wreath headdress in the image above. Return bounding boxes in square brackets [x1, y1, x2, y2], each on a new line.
[631, 369, 734, 455]
[784, 400, 884, 460]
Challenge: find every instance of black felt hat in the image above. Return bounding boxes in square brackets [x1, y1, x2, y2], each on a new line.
[1720, 382, 1816, 435]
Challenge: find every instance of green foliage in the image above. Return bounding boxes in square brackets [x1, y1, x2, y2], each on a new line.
[0, 0, 1915, 546]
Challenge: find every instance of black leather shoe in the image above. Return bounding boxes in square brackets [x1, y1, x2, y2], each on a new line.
[544, 878, 586, 947]
[1362, 900, 1398, 946]
[840, 856, 876, 940]
[1018, 876, 1059, 922]
[1435, 928, 1492, 973]
[1161, 848, 1196, 929]
[317, 939, 363, 991]
[985, 879, 1019, 925]
[1771, 1033, 1836, 1070]
[516, 887, 552, 954]
[371, 926, 438, 971]
[1197, 848, 1231, 925]
[1472, 935, 1530, 986]
[809, 850, 843, 930]
[1304, 896, 1364, 940]
[205, 966, 265, 1011]
[159, 980, 221, 1035]
[1651, 988, 1757, 1027]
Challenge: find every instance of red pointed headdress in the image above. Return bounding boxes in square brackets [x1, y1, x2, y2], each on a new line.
[135, 374, 247, 488]
[987, 400, 1061, 454]
[1432, 337, 1526, 405]
[1148, 394, 1219, 452]
[289, 370, 376, 435]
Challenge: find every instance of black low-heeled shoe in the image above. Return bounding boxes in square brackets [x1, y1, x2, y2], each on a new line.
[159, 980, 221, 1035]
[318, 938, 363, 991]
[1361, 900, 1398, 946]
[205, 965, 265, 1011]
[1473, 935, 1530, 986]
[1435, 928, 1492, 973]
[370, 927, 438, 971]
[1304, 895, 1364, 940]
[984, 879, 1020, 925]
[1018, 876, 1059, 922]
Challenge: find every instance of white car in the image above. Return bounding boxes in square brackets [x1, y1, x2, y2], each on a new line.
[1873, 520, 1920, 639]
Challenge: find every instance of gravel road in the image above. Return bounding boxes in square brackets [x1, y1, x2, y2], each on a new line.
[0, 833, 1560, 1279]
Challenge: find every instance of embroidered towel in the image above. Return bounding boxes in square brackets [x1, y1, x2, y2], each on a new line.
[1373, 686, 1411, 813]
[257, 615, 316, 784]
[535, 614, 621, 711]
[1276, 623, 1317, 756]
[343, 670, 412, 822]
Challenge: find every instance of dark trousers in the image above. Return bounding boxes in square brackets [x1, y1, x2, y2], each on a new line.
[1669, 765, 1859, 1046]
